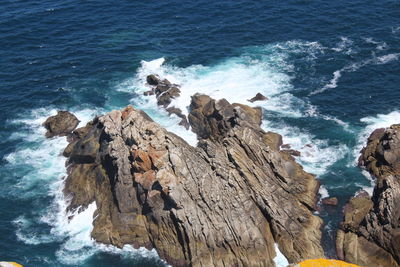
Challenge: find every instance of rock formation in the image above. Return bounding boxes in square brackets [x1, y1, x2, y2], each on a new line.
[336, 124, 400, 267]
[52, 95, 324, 266]
[42, 111, 79, 138]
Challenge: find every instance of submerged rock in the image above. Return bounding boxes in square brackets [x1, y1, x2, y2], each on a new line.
[337, 124, 400, 267]
[42, 111, 79, 138]
[56, 97, 324, 266]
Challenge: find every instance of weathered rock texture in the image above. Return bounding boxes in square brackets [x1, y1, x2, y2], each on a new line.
[60, 95, 324, 266]
[337, 124, 400, 267]
[42, 111, 79, 138]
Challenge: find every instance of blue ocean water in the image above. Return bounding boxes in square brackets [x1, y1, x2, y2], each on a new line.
[0, 0, 399, 266]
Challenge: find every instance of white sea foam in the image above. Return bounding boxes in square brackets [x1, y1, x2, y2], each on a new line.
[273, 243, 289, 267]
[332, 36, 354, 54]
[310, 70, 342, 95]
[135, 55, 296, 117]
[360, 170, 374, 196]
[319, 185, 329, 199]
[376, 53, 400, 64]
[310, 51, 400, 95]
[54, 202, 98, 265]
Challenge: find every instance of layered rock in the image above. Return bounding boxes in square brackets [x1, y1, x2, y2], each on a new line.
[337, 124, 400, 267]
[57, 95, 324, 266]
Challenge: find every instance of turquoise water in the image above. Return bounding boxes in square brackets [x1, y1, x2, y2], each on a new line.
[0, 1, 399, 266]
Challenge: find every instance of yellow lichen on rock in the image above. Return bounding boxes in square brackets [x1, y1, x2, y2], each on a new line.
[0, 262, 23, 267]
[298, 259, 361, 267]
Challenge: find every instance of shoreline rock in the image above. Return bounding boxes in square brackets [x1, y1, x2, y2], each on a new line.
[336, 124, 400, 267]
[55, 95, 324, 266]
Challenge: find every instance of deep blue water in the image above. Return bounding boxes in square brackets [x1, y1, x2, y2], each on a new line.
[0, 0, 399, 266]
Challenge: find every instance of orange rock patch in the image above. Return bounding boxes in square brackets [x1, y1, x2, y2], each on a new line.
[299, 259, 361, 267]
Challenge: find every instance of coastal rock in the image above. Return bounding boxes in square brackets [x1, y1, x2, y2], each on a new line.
[337, 124, 400, 267]
[42, 111, 79, 138]
[59, 97, 324, 266]
[248, 92, 268, 103]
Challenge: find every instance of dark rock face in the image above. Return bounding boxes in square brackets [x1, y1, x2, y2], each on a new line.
[337, 124, 400, 267]
[59, 97, 324, 266]
[42, 111, 79, 138]
[248, 92, 268, 103]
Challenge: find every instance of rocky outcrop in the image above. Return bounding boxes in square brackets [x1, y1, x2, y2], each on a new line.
[57, 95, 324, 266]
[42, 111, 79, 138]
[337, 124, 400, 267]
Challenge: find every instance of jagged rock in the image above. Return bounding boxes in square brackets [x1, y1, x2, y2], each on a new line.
[337, 124, 400, 267]
[58, 97, 324, 266]
[248, 92, 268, 103]
[146, 74, 160, 85]
[42, 111, 80, 138]
[322, 197, 338, 206]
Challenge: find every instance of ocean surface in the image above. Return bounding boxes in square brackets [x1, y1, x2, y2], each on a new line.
[0, 0, 399, 266]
